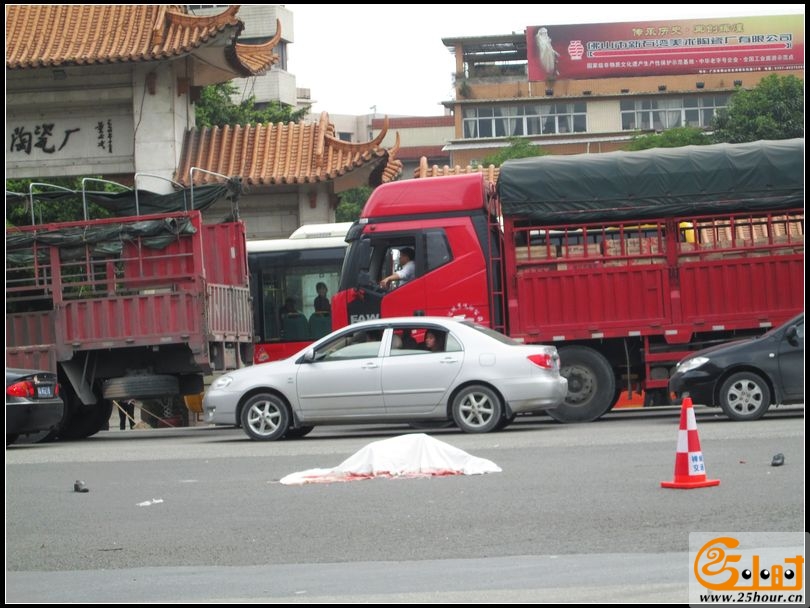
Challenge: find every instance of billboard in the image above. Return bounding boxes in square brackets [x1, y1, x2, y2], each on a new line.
[527, 15, 804, 81]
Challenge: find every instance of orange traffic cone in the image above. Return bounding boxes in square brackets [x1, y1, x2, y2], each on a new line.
[661, 397, 720, 489]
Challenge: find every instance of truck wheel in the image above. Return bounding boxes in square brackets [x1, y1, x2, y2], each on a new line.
[451, 384, 503, 433]
[547, 346, 616, 423]
[58, 396, 113, 441]
[240, 393, 290, 441]
[718, 372, 771, 421]
[103, 375, 179, 400]
[51, 381, 111, 441]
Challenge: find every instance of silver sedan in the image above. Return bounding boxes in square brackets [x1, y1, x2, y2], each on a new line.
[204, 317, 568, 440]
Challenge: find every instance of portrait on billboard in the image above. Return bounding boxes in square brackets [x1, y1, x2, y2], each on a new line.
[535, 27, 560, 79]
[526, 15, 803, 82]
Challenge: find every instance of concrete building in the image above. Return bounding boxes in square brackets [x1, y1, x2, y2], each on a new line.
[189, 5, 298, 108]
[441, 14, 804, 168]
[371, 116, 454, 179]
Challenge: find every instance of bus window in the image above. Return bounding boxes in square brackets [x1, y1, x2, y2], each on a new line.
[247, 223, 350, 345]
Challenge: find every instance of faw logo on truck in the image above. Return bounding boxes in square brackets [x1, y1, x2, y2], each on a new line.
[350, 314, 381, 323]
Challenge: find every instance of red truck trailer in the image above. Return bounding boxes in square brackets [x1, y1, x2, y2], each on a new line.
[331, 139, 804, 422]
[6, 182, 254, 439]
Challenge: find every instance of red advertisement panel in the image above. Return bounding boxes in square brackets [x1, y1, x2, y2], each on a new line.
[527, 15, 804, 81]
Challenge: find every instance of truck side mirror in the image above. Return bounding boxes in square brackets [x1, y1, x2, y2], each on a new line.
[357, 271, 372, 287]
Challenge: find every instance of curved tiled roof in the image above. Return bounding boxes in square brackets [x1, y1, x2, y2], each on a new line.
[176, 112, 403, 187]
[414, 158, 499, 183]
[6, 5, 280, 77]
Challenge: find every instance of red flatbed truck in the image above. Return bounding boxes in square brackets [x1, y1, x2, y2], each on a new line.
[6, 182, 254, 439]
[331, 139, 804, 422]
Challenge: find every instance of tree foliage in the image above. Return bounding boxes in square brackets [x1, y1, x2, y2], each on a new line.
[712, 74, 804, 143]
[195, 82, 310, 127]
[480, 137, 549, 167]
[5, 176, 115, 227]
[626, 127, 711, 150]
[335, 186, 372, 222]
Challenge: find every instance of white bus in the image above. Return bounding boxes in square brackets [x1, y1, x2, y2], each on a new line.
[247, 222, 351, 363]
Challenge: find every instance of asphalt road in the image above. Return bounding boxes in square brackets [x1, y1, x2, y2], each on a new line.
[5, 405, 804, 603]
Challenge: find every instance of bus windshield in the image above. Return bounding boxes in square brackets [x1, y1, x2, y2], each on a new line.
[247, 223, 350, 361]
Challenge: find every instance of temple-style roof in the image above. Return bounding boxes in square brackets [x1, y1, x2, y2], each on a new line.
[176, 112, 403, 187]
[415, 157, 499, 183]
[5, 5, 280, 83]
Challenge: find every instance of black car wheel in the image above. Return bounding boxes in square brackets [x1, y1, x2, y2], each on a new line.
[240, 393, 290, 441]
[451, 384, 503, 433]
[718, 371, 771, 421]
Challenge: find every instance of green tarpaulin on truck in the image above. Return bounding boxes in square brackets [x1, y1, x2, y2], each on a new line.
[6, 180, 245, 265]
[6, 179, 243, 221]
[497, 138, 804, 224]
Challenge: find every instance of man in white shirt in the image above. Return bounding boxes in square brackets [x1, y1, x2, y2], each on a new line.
[380, 247, 415, 289]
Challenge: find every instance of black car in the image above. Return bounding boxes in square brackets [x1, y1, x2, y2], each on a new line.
[6, 368, 65, 445]
[669, 313, 804, 421]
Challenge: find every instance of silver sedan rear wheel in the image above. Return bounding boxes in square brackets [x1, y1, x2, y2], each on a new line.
[451, 384, 503, 433]
[240, 393, 290, 441]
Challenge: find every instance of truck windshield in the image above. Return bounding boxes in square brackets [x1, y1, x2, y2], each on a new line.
[339, 239, 371, 291]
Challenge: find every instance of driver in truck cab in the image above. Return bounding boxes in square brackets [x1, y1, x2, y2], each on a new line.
[380, 247, 415, 289]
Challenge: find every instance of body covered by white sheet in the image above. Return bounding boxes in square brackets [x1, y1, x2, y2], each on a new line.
[279, 433, 502, 485]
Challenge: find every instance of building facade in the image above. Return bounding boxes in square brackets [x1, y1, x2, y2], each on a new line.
[442, 14, 804, 168]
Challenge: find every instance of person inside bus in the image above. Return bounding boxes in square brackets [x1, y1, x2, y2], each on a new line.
[380, 247, 415, 290]
[279, 297, 298, 317]
[313, 282, 330, 314]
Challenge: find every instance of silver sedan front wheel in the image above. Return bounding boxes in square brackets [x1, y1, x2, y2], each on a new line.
[451, 384, 503, 433]
[240, 393, 290, 441]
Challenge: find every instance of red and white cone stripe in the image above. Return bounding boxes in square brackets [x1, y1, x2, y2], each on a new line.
[661, 398, 720, 489]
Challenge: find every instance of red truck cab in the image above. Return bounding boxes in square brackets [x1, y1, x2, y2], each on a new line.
[332, 174, 499, 328]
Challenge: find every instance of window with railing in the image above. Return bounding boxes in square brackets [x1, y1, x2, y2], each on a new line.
[620, 95, 729, 131]
[463, 103, 587, 138]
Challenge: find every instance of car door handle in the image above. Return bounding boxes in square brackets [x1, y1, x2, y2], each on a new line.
[361, 362, 379, 369]
[439, 357, 458, 364]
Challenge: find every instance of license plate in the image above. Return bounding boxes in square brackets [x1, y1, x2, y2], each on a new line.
[37, 386, 54, 399]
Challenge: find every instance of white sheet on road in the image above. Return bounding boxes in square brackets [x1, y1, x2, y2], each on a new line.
[279, 433, 502, 485]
